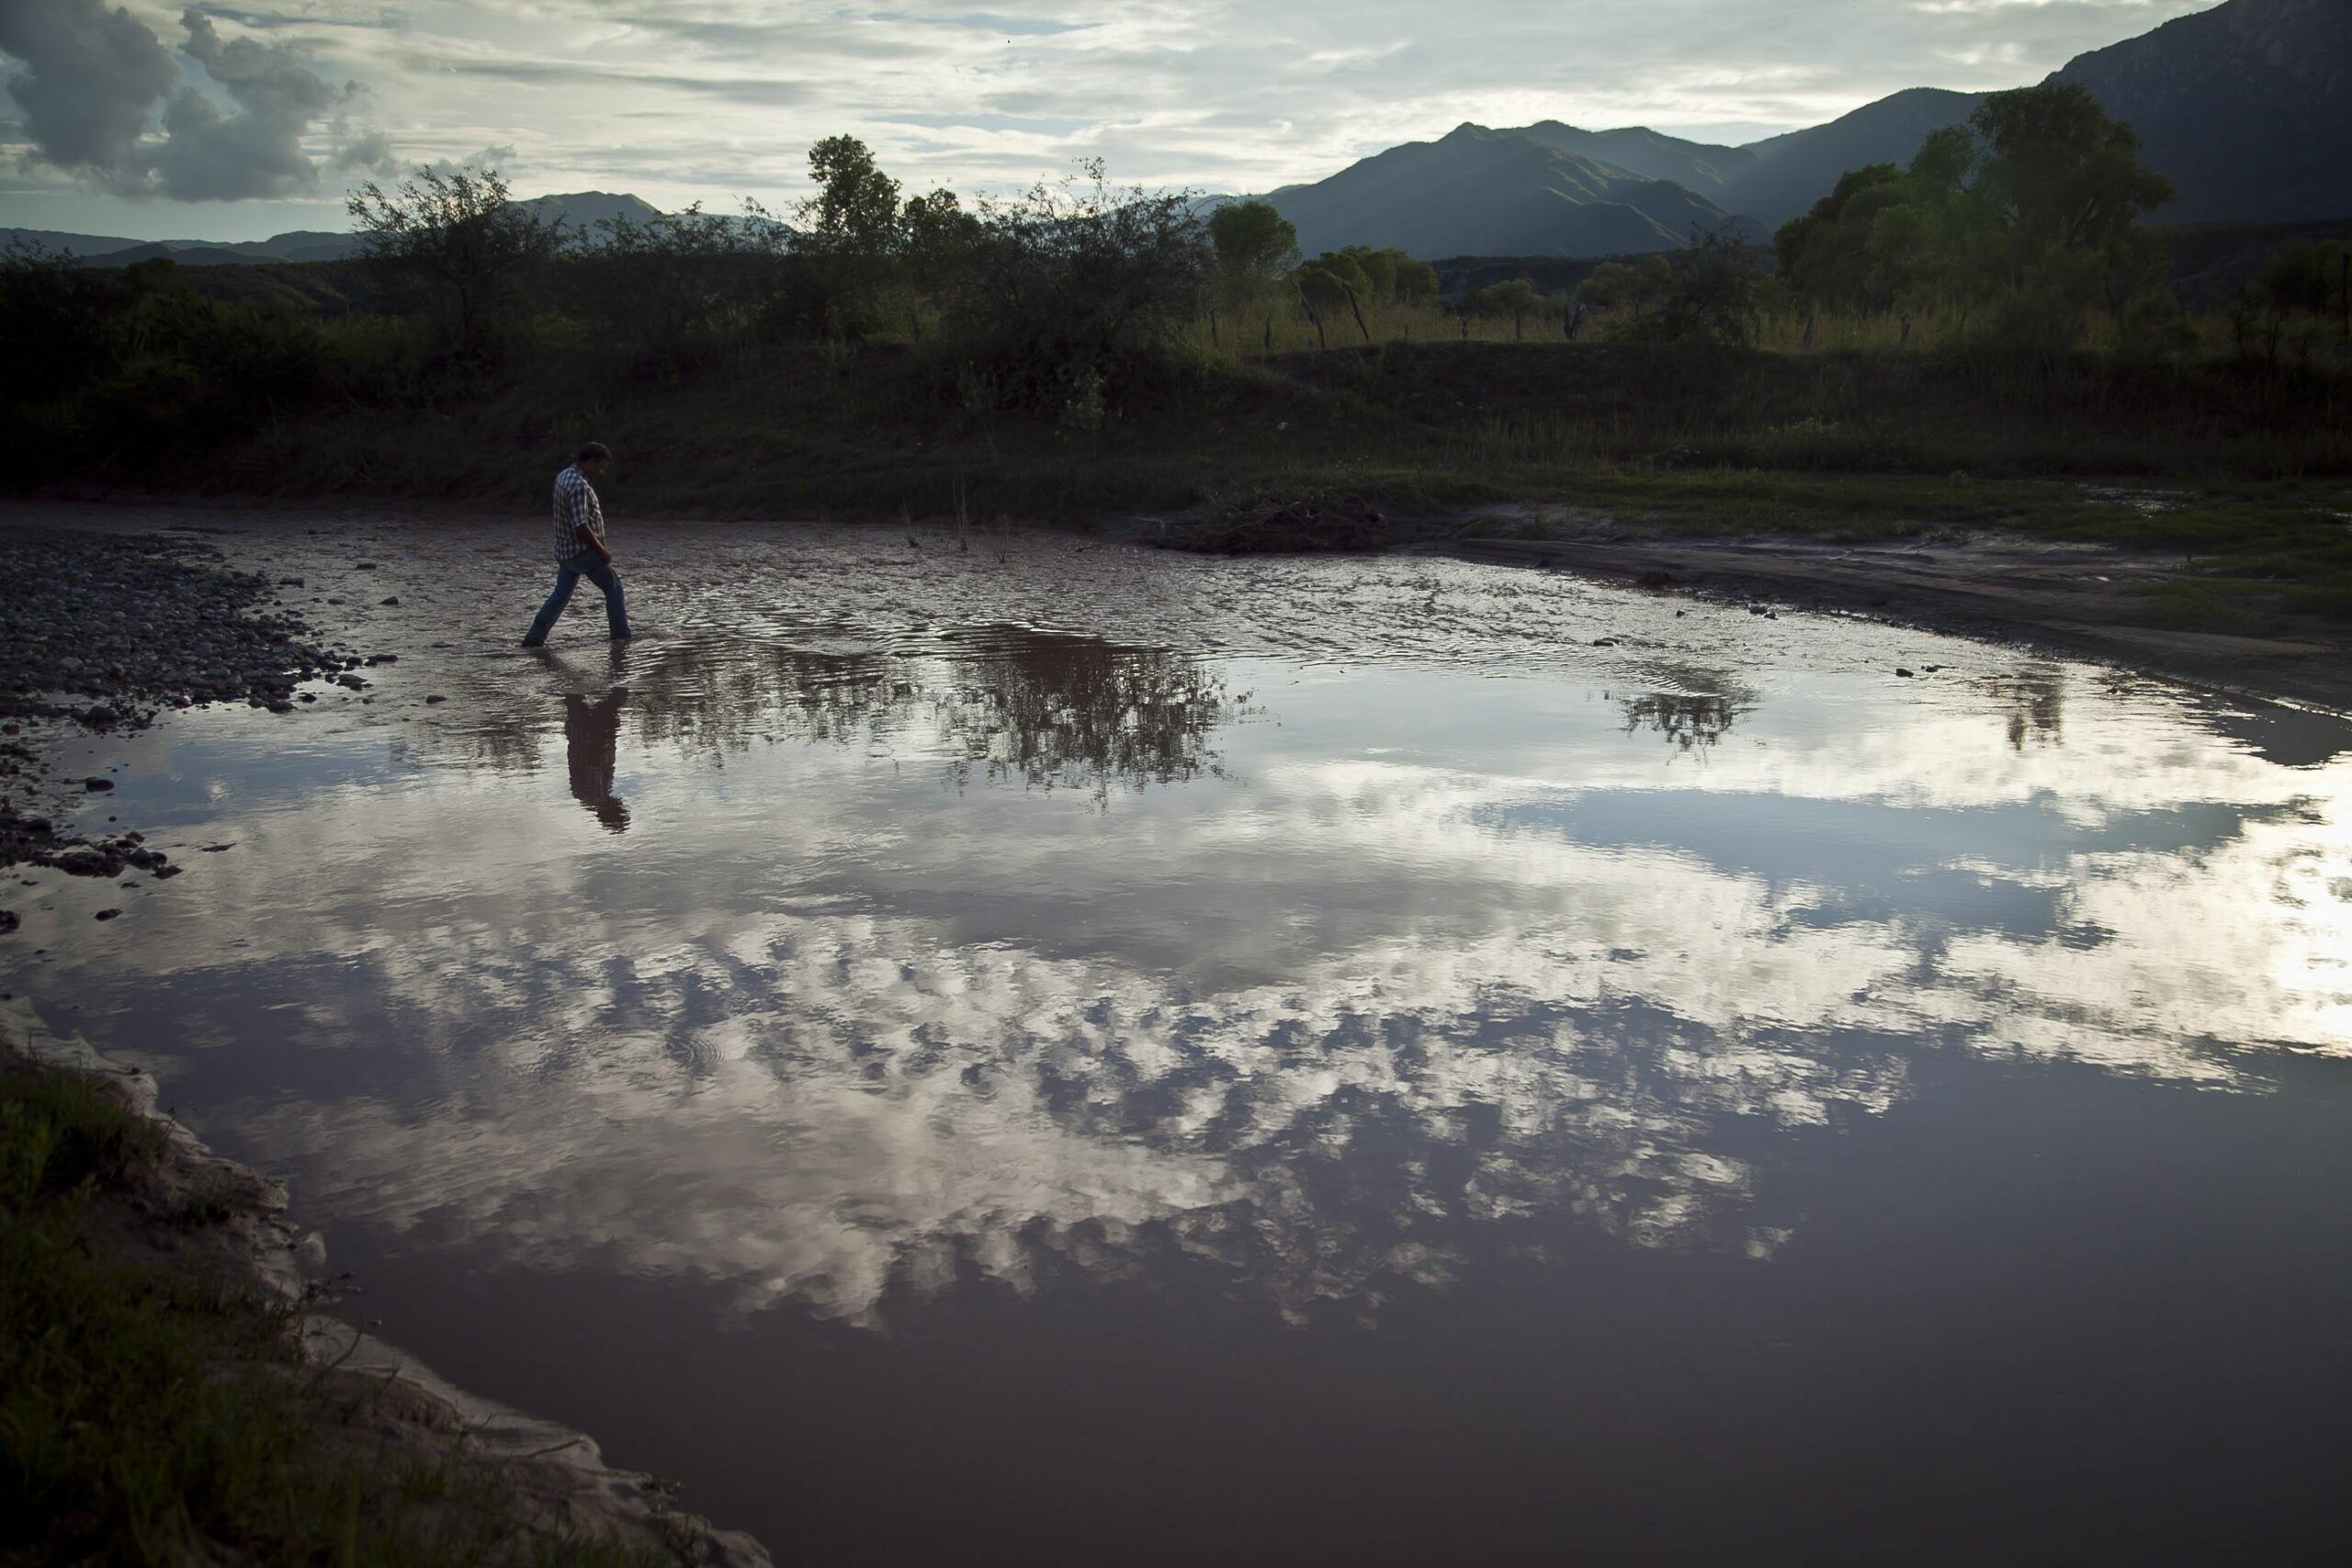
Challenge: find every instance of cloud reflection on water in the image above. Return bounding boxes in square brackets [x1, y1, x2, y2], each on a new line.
[19, 605, 2352, 1330]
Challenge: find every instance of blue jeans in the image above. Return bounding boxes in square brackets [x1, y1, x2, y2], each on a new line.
[524, 551, 629, 644]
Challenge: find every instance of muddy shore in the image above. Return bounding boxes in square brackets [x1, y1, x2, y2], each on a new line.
[12, 496, 2349, 719]
[1437, 512, 2352, 715]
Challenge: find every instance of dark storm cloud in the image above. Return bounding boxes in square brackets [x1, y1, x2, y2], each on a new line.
[0, 0, 180, 182]
[0, 0, 391, 199]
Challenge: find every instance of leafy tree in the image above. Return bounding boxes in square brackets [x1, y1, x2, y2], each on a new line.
[1653, 227, 1767, 345]
[956, 161, 1213, 410]
[1909, 125, 1977, 196]
[900, 187, 986, 324]
[797, 136, 901, 259]
[566, 202, 778, 353]
[1772, 82, 2177, 347]
[346, 165, 562, 357]
[1970, 83, 2173, 268]
[1487, 277, 1541, 339]
[1207, 200, 1299, 310]
[1337, 245, 1397, 300]
[1390, 255, 1440, 305]
[1774, 164, 1907, 311]
[1295, 253, 1373, 303]
[1294, 255, 1373, 344]
[1577, 256, 1669, 315]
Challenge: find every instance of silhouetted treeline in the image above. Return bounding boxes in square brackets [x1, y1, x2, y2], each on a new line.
[3, 96, 2346, 495]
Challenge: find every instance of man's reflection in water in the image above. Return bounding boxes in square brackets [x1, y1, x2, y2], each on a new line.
[564, 693, 630, 832]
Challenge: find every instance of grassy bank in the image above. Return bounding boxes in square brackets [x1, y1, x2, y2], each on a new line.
[0, 1044, 668, 1565]
[94, 336, 2337, 508]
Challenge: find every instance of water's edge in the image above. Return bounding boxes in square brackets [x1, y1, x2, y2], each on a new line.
[1, 997, 773, 1567]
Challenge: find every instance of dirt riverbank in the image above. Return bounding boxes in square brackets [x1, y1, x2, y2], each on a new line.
[1439, 511, 2352, 715]
[1, 1000, 770, 1564]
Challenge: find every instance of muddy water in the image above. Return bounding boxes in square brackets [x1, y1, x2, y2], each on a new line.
[7, 512, 2352, 1562]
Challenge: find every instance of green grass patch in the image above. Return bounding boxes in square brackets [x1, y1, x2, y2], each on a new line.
[2120, 578, 2289, 637]
[0, 1051, 671, 1566]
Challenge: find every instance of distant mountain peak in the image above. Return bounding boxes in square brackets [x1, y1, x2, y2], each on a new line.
[12, 188, 674, 270]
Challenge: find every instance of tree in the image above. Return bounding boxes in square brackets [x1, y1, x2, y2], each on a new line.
[1338, 245, 1398, 300]
[797, 136, 901, 258]
[1970, 83, 2173, 268]
[900, 188, 986, 320]
[1207, 200, 1299, 311]
[346, 165, 562, 358]
[1774, 164, 1908, 311]
[566, 202, 776, 352]
[956, 161, 1213, 410]
[1772, 82, 2177, 348]
[1295, 254, 1377, 342]
[1578, 256, 1669, 316]
[1487, 277, 1541, 339]
[1391, 255, 1440, 305]
[1653, 227, 1767, 345]
[786, 135, 906, 337]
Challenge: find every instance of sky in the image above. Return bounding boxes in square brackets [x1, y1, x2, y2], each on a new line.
[0, 0, 2220, 243]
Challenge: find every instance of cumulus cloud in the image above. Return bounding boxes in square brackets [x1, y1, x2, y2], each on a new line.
[0, 0, 392, 199]
[0, 0, 180, 179]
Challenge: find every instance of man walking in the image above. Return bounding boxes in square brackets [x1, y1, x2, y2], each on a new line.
[522, 442, 632, 647]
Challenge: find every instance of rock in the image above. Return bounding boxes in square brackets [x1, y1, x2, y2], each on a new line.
[0, 910, 16, 933]
[424, 694, 447, 705]
[379, 596, 400, 606]
[54, 848, 122, 876]
[94, 908, 121, 921]
[85, 776, 114, 792]
[1895, 668, 1916, 678]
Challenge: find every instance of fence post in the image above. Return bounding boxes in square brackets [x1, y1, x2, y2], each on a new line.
[1295, 283, 1327, 351]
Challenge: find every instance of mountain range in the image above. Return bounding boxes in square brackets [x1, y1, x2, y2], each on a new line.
[1255, 0, 2345, 258]
[6, 0, 2344, 269]
[2, 192, 662, 270]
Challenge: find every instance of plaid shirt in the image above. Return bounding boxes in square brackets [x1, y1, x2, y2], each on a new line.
[551, 465, 605, 563]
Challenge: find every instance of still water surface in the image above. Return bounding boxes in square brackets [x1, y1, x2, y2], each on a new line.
[6, 518, 2351, 1562]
